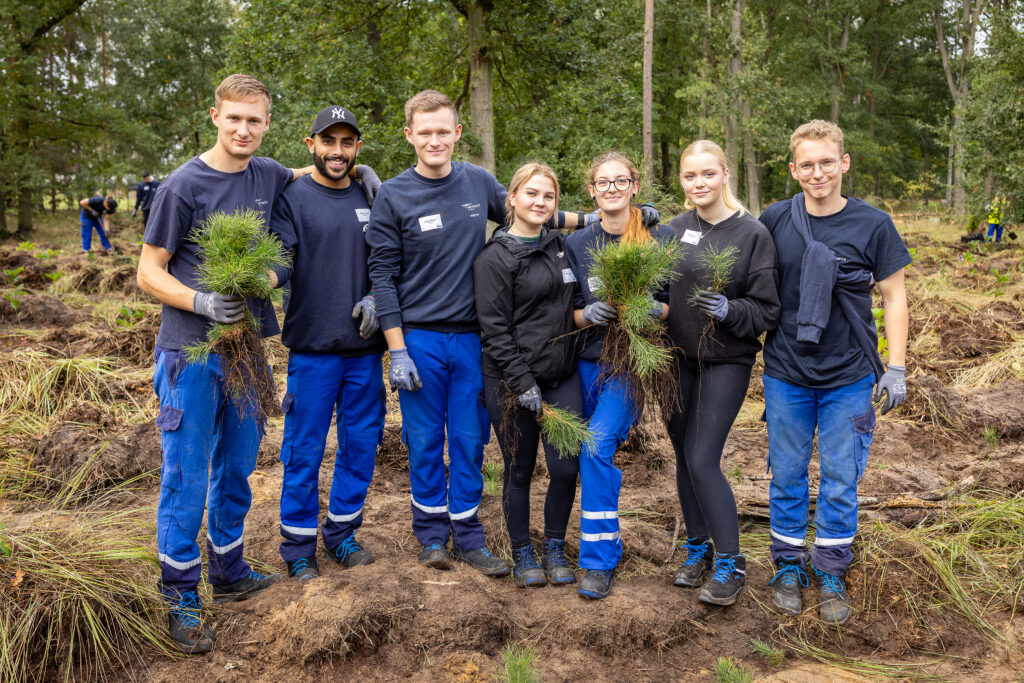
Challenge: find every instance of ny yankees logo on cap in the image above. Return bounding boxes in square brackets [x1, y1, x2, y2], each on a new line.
[332, 108, 346, 120]
[311, 105, 362, 138]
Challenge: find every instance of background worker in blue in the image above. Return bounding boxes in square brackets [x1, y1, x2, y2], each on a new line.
[78, 194, 117, 253]
[269, 105, 385, 582]
[132, 171, 160, 228]
[366, 90, 593, 577]
[759, 120, 910, 626]
[136, 74, 312, 654]
[565, 151, 673, 600]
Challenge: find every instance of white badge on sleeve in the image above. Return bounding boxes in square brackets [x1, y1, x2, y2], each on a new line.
[562, 268, 576, 284]
[587, 275, 603, 292]
[681, 229, 701, 245]
[355, 208, 371, 222]
[419, 214, 443, 232]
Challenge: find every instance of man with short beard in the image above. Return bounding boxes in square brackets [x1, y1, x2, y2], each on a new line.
[268, 105, 385, 581]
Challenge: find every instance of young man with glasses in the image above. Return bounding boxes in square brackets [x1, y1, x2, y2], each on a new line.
[757, 120, 911, 626]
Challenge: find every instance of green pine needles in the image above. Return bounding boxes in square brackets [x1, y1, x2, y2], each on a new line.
[539, 402, 595, 459]
[688, 243, 740, 301]
[183, 209, 290, 421]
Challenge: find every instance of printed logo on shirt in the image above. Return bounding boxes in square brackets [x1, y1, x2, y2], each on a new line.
[355, 208, 370, 222]
[587, 275, 603, 293]
[461, 202, 481, 218]
[681, 229, 701, 245]
[419, 214, 444, 232]
[562, 268, 576, 284]
[255, 198, 268, 208]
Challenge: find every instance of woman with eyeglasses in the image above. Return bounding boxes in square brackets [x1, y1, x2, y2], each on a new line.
[564, 151, 675, 600]
[664, 140, 779, 606]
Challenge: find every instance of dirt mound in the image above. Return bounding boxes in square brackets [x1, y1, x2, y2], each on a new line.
[99, 264, 142, 295]
[0, 248, 59, 290]
[0, 293, 85, 327]
[80, 318, 158, 366]
[906, 375, 1024, 437]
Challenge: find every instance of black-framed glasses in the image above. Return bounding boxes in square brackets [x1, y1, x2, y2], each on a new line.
[591, 177, 634, 192]
[795, 159, 839, 176]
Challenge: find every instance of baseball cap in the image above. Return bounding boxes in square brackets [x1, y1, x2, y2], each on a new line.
[310, 106, 361, 138]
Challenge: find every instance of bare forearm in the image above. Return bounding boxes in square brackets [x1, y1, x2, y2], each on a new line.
[883, 300, 908, 366]
[383, 326, 406, 351]
[137, 245, 197, 312]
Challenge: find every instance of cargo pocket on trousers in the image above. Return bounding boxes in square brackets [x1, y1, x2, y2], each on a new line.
[156, 405, 184, 491]
[281, 391, 294, 414]
[850, 407, 876, 482]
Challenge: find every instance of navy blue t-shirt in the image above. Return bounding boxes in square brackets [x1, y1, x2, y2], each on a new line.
[143, 155, 292, 349]
[565, 220, 675, 363]
[82, 195, 110, 217]
[135, 179, 160, 212]
[759, 197, 912, 388]
[366, 161, 507, 333]
[270, 175, 384, 355]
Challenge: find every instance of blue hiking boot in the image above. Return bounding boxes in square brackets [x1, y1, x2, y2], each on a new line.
[768, 559, 809, 616]
[325, 534, 374, 568]
[578, 568, 614, 599]
[541, 537, 576, 585]
[213, 571, 283, 604]
[168, 590, 214, 654]
[814, 567, 853, 626]
[286, 555, 320, 581]
[698, 554, 746, 606]
[673, 538, 714, 587]
[512, 544, 547, 588]
[451, 547, 512, 577]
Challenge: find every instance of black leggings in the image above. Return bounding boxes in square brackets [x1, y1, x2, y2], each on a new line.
[484, 372, 582, 547]
[665, 359, 752, 555]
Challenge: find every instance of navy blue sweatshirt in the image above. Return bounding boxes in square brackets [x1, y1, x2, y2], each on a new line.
[366, 162, 506, 333]
[269, 175, 384, 355]
[565, 220, 675, 363]
[134, 179, 160, 212]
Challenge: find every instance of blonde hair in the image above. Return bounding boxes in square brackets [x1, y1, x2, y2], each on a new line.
[789, 119, 844, 158]
[214, 74, 272, 111]
[588, 151, 649, 245]
[679, 139, 747, 216]
[404, 89, 458, 128]
[505, 162, 560, 225]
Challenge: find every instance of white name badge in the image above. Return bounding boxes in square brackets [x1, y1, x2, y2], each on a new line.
[588, 275, 603, 292]
[419, 214, 443, 232]
[682, 229, 701, 245]
[562, 268, 576, 284]
[356, 208, 370, 222]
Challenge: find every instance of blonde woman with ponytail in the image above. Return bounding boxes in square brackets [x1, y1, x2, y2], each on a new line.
[663, 140, 780, 607]
[563, 151, 676, 600]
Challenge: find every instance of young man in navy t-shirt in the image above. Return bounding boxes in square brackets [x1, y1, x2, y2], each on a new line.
[137, 74, 312, 654]
[268, 105, 385, 581]
[78, 194, 117, 253]
[759, 120, 911, 626]
[132, 171, 160, 228]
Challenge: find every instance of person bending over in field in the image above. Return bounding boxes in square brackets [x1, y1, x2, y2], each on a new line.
[79, 193, 117, 254]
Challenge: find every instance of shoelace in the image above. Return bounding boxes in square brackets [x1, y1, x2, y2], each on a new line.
[514, 546, 541, 570]
[814, 568, 846, 595]
[248, 571, 266, 582]
[681, 542, 710, 567]
[171, 591, 203, 630]
[475, 547, 495, 558]
[424, 543, 444, 550]
[769, 562, 809, 589]
[335, 535, 362, 560]
[291, 557, 310, 573]
[543, 539, 568, 567]
[588, 569, 612, 580]
[709, 558, 740, 584]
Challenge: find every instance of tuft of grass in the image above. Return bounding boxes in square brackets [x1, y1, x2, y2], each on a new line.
[496, 643, 541, 683]
[713, 657, 753, 683]
[981, 425, 999, 450]
[482, 461, 503, 497]
[539, 402, 595, 459]
[749, 638, 785, 666]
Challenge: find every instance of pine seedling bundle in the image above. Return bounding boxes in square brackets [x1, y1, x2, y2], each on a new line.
[184, 209, 290, 422]
[688, 244, 740, 353]
[540, 402, 595, 459]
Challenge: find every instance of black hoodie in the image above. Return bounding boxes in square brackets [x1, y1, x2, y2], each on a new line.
[473, 228, 578, 392]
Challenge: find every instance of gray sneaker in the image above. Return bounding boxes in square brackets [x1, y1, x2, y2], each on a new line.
[419, 543, 453, 570]
[768, 560, 808, 615]
[673, 539, 713, 587]
[451, 546, 511, 577]
[814, 567, 853, 626]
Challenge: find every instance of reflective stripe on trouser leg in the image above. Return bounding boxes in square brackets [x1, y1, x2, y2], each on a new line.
[322, 352, 386, 550]
[446, 332, 487, 551]
[577, 360, 633, 570]
[400, 329, 453, 547]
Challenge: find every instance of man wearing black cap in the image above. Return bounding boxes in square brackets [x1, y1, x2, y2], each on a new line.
[268, 105, 385, 581]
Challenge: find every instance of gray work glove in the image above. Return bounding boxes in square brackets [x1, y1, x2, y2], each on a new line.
[132, 209, 138, 218]
[193, 291, 246, 324]
[693, 290, 729, 322]
[351, 295, 378, 339]
[354, 165, 382, 207]
[582, 301, 617, 326]
[639, 203, 660, 227]
[874, 364, 906, 415]
[518, 385, 542, 418]
[647, 297, 665, 318]
[388, 347, 422, 392]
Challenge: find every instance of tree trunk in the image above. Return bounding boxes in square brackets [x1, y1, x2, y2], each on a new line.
[742, 99, 760, 213]
[660, 138, 671, 187]
[642, 0, 654, 179]
[466, 0, 495, 175]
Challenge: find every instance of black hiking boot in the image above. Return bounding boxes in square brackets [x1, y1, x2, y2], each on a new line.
[673, 538, 714, 587]
[768, 559, 808, 616]
[541, 537, 576, 585]
[452, 547, 512, 577]
[512, 544, 547, 588]
[578, 568, 614, 599]
[698, 554, 747, 606]
[168, 591, 214, 654]
[212, 571, 283, 604]
[286, 555, 320, 581]
[814, 567, 853, 626]
[325, 534, 374, 568]
[419, 543, 453, 570]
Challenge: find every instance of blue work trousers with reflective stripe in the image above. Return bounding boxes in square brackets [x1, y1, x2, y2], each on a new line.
[399, 329, 489, 550]
[80, 209, 111, 251]
[578, 359, 636, 570]
[278, 351, 385, 561]
[764, 373, 875, 576]
[154, 348, 260, 600]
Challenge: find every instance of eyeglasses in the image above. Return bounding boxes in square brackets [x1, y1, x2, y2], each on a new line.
[795, 159, 839, 176]
[591, 177, 634, 192]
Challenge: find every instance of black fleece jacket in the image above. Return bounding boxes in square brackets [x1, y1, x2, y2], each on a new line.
[666, 210, 780, 365]
[473, 228, 578, 393]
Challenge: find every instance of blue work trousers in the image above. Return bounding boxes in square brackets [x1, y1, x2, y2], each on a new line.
[764, 373, 875, 576]
[154, 347, 260, 601]
[278, 351, 385, 561]
[80, 210, 112, 251]
[987, 222, 1003, 242]
[399, 329, 489, 551]
[577, 359, 637, 570]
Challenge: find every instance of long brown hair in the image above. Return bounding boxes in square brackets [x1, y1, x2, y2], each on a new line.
[588, 151, 650, 244]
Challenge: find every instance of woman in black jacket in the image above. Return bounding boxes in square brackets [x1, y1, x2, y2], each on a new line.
[473, 162, 582, 589]
[665, 140, 780, 606]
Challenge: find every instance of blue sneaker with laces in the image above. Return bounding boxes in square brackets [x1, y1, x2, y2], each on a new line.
[451, 546, 512, 577]
[512, 544, 547, 588]
[212, 570, 283, 604]
[287, 555, 320, 581]
[814, 567, 853, 626]
[168, 590, 215, 654]
[326, 534, 374, 568]
[698, 554, 746, 605]
[768, 559, 809, 615]
[541, 537, 576, 585]
[673, 538, 714, 587]
[578, 568, 614, 599]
